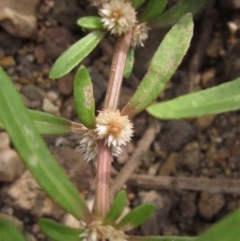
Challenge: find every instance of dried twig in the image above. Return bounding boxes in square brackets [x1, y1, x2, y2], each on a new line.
[110, 119, 161, 200]
[128, 174, 240, 194]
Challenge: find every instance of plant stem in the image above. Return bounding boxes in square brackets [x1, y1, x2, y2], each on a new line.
[94, 140, 111, 218]
[94, 31, 132, 218]
[103, 31, 132, 111]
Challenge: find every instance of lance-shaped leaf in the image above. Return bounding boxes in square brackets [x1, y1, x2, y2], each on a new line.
[74, 66, 96, 129]
[104, 190, 127, 225]
[0, 219, 27, 241]
[49, 31, 106, 79]
[196, 208, 240, 241]
[0, 109, 84, 135]
[121, 14, 193, 118]
[115, 203, 155, 231]
[129, 236, 196, 241]
[39, 218, 83, 241]
[147, 78, 240, 119]
[77, 16, 104, 30]
[0, 118, 3, 129]
[0, 68, 92, 222]
[151, 0, 206, 29]
[130, 0, 146, 9]
[124, 47, 134, 79]
[140, 0, 168, 22]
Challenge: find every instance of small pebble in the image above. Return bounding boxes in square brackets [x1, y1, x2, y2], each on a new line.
[0, 56, 16, 67]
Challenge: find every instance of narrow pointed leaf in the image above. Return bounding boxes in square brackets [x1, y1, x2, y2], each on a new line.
[77, 16, 104, 30]
[129, 236, 196, 241]
[0, 118, 3, 129]
[0, 219, 27, 241]
[49, 31, 106, 79]
[151, 0, 206, 28]
[0, 109, 83, 135]
[147, 79, 240, 119]
[140, 0, 167, 22]
[104, 190, 127, 224]
[0, 68, 92, 222]
[124, 47, 134, 79]
[197, 208, 240, 241]
[130, 0, 146, 9]
[116, 203, 155, 230]
[121, 14, 193, 118]
[39, 218, 83, 241]
[74, 66, 96, 128]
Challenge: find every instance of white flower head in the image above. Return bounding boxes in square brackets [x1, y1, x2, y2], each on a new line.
[79, 129, 122, 166]
[80, 220, 128, 241]
[78, 110, 133, 166]
[99, 0, 137, 36]
[132, 23, 149, 48]
[79, 129, 98, 164]
[95, 110, 133, 147]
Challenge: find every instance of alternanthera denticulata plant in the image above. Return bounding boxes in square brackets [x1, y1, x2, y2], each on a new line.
[1, 0, 240, 240]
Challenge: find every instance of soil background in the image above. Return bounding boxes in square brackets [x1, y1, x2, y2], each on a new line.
[1, 0, 240, 240]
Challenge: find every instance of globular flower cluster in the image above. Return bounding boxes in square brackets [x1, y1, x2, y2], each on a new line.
[99, 0, 137, 36]
[95, 110, 133, 147]
[79, 110, 133, 166]
[98, 0, 149, 47]
[80, 220, 128, 241]
[132, 23, 149, 47]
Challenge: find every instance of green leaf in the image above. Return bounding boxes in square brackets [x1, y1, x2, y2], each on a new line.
[124, 47, 134, 79]
[28, 110, 81, 135]
[74, 66, 96, 128]
[129, 236, 196, 241]
[0, 109, 83, 135]
[151, 0, 206, 28]
[0, 67, 92, 222]
[147, 78, 240, 119]
[104, 190, 127, 225]
[197, 208, 240, 241]
[39, 218, 83, 241]
[77, 16, 104, 30]
[0, 118, 3, 129]
[121, 14, 193, 118]
[140, 0, 168, 22]
[0, 219, 27, 241]
[130, 0, 146, 9]
[49, 31, 106, 79]
[28, 110, 73, 135]
[116, 203, 155, 231]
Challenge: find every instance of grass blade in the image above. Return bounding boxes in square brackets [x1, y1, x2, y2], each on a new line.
[0, 219, 27, 241]
[39, 218, 83, 241]
[77, 16, 104, 30]
[130, 0, 146, 9]
[74, 66, 96, 128]
[151, 0, 206, 28]
[1, 109, 84, 135]
[147, 79, 240, 119]
[49, 31, 106, 79]
[124, 47, 134, 79]
[140, 0, 167, 22]
[122, 14, 193, 118]
[0, 67, 92, 222]
[116, 203, 155, 231]
[104, 190, 127, 225]
[197, 209, 240, 241]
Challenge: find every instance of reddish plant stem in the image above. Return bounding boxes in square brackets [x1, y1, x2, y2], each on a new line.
[94, 140, 111, 218]
[103, 31, 132, 111]
[94, 31, 132, 218]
